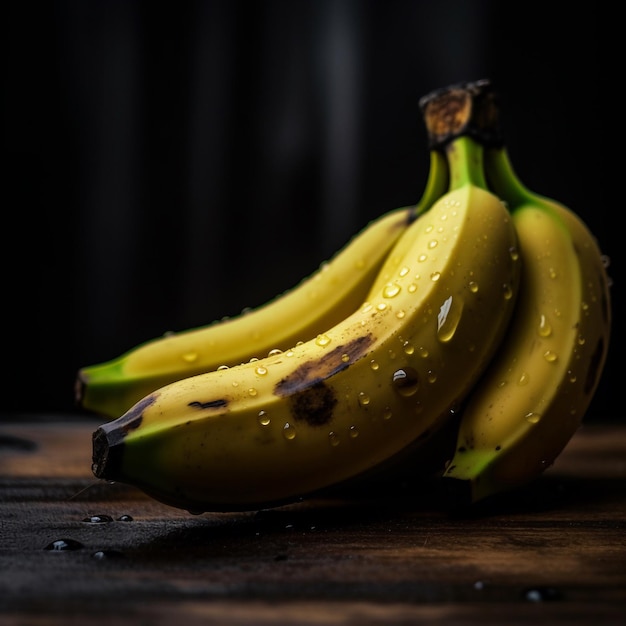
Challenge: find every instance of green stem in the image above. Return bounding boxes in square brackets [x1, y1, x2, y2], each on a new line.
[412, 150, 449, 219]
[446, 136, 488, 191]
[484, 146, 535, 208]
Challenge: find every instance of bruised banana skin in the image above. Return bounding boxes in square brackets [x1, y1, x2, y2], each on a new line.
[443, 145, 612, 503]
[91, 136, 520, 512]
[76, 151, 448, 420]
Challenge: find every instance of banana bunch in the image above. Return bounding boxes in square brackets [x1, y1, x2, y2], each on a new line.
[90, 103, 521, 512]
[86, 79, 611, 513]
[76, 150, 448, 420]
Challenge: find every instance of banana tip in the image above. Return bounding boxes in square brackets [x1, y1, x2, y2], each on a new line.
[92, 427, 122, 481]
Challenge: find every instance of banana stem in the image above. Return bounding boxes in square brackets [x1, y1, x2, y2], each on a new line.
[485, 147, 535, 207]
[412, 150, 449, 219]
[446, 136, 488, 191]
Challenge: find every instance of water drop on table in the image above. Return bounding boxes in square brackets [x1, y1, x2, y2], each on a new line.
[82, 514, 114, 524]
[44, 538, 84, 551]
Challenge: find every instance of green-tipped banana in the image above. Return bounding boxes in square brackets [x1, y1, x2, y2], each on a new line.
[91, 131, 520, 513]
[442, 81, 612, 503]
[76, 151, 448, 420]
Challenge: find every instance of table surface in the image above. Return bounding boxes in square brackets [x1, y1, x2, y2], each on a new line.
[1, 416, 625, 625]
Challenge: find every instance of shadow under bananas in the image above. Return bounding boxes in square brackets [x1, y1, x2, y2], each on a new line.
[101, 472, 625, 552]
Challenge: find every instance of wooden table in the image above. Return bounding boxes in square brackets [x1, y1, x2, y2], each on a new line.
[1, 416, 625, 625]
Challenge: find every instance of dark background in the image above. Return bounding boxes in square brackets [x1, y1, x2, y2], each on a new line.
[4, 1, 618, 422]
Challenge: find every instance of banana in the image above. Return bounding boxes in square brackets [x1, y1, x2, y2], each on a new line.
[76, 151, 448, 420]
[90, 131, 521, 513]
[441, 82, 612, 503]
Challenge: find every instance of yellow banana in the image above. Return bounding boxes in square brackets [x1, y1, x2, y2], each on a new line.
[76, 151, 448, 420]
[442, 83, 612, 503]
[91, 133, 520, 513]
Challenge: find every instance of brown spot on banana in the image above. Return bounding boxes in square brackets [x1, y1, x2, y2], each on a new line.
[188, 399, 228, 410]
[105, 394, 154, 443]
[274, 334, 374, 427]
[288, 381, 337, 426]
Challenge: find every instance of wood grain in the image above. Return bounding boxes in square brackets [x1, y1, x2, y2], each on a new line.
[1, 417, 624, 625]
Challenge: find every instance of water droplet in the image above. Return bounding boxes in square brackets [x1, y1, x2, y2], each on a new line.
[217, 365, 229, 371]
[349, 425, 359, 438]
[315, 334, 331, 347]
[283, 423, 296, 440]
[82, 514, 114, 524]
[382, 407, 393, 420]
[255, 366, 268, 376]
[523, 586, 561, 602]
[468, 281, 479, 293]
[248, 387, 258, 397]
[518, 372, 530, 386]
[428, 239, 438, 249]
[268, 348, 283, 357]
[408, 283, 418, 293]
[358, 392, 370, 407]
[399, 266, 410, 277]
[328, 431, 340, 447]
[548, 267, 557, 279]
[418, 346, 429, 358]
[430, 271, 441, 282]
[538, 314, 552, 337]
[92, 549, 124, 560]
[502, 283, 513, 300]
[117, 515, 133, 522]
[543, 350, 558, 363]
[567, 370, 577, 383]
[45, 538, 84, 551]
[396, 309, 406, 319]
[392, 367, 420, 396]
[509, 246, 519, 261]
[376, 302, 387, 311]
[361, 303, 373, 314]
[370, 359, 379, 371]
[341, 353, 350, 363]
[382, 283, 401, 298]
[437, 296, 463, 343]
[403, 341, 415, 355]
[418, 253, 428, 262]
[182, 352, 198, 363]
[427, 370, 437, 383]
[249, 357, 259, 363]
[526, 412, 541, 424]
[258, 410, 270, 426]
